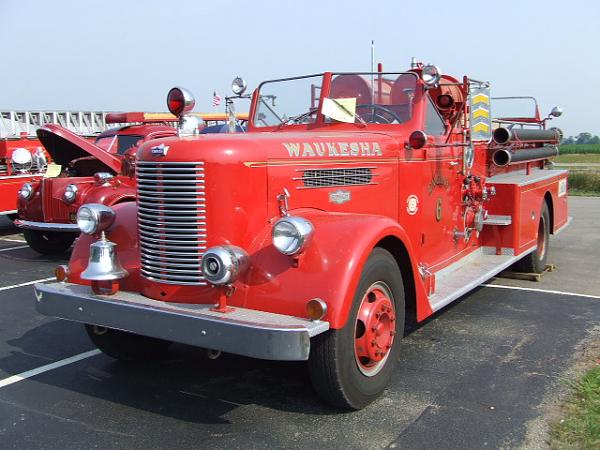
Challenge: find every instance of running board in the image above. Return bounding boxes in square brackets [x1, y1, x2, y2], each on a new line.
[428, 247, 535, 312]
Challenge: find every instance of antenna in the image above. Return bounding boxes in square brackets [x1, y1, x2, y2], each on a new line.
[370, 40, 375, 103]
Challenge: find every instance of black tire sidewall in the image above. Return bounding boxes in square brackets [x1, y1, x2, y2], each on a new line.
[533, 203, 550, 273]
[335, 248, 405, 408]
[23, 229, 76, 255]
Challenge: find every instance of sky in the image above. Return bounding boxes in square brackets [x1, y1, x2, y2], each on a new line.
[1, 0, 599, 137]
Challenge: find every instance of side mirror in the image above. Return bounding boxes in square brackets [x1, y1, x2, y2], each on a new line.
[549, 106, 563, 118]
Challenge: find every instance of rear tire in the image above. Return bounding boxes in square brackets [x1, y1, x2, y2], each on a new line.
[23, 229, 76, 255]
[308, 248, 405, 410]
[514, 202, 550, 274]
[85, 324, 171, 362]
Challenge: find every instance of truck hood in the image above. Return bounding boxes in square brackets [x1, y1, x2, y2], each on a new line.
[37, 124, 122, 174]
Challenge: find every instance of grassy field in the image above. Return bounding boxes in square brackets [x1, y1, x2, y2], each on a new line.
[554, 147, 600, 195]
[555, 154, 600, 164]
[551, 365, 600, 449]
[559, 144, 600, 155]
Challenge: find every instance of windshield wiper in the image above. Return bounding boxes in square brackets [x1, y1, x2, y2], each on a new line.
[273, 108, 317, 130]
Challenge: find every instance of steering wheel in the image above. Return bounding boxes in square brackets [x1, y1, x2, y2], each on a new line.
[356, 104, 402, 124]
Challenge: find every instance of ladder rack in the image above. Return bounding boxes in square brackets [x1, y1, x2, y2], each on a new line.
[0, 110, 116, 138]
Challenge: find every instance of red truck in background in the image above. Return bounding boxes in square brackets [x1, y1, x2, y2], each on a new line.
[0, 111, 117, 218]
[34, 62, 568, 410]
[16, 111, 246, 254]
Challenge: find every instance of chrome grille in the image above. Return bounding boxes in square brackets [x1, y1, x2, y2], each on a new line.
[297, 167, 375, 188]
[137, 161, 207, 285]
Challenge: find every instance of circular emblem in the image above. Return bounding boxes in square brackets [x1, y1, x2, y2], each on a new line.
[406, 195, 419, 215]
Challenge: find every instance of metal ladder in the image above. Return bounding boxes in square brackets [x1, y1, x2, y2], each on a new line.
[0, 110, 115, 138]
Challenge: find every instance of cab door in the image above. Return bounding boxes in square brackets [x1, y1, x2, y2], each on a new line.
[399, 94, 465, 275]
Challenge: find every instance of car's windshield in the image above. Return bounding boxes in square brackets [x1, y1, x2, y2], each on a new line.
[253, 72, 419, 127]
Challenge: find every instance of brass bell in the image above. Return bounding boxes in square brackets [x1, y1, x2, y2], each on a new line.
[81, 232, 129, 281]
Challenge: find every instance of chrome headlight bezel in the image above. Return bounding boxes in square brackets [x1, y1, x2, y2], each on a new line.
[63, 184, 78, 203]
[201, 245, 249, 285]
[272, 216, 314, 256]
[18, 183, 34, 200]
[76, 204, 115, 235]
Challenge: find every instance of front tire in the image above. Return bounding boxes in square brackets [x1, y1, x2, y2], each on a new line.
[23, 229, 76, 255]
[308, 248, 405, 410]
[514, 202, 550, 274]
[85, 324, 171, 362]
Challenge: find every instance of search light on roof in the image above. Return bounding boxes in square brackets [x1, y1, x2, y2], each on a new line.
[167, 87, 195, 117]
[422, 65, 441, 87]
[231, 77, 247, 96]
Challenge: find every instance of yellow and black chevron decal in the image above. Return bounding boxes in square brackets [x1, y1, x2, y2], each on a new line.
[470, 87, 492, 141]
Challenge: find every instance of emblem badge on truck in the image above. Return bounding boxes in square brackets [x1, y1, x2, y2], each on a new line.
[150, 143, 169, 156]
[329, 190, 351, 205]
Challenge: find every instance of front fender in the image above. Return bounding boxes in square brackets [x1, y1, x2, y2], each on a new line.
[67, 201, 141, 291]
[81, 178, 135, 206]
[243, 210, 429, 329]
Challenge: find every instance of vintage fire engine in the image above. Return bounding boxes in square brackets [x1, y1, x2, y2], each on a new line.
[15, 111, 246, 254]
[0, 110, 117, 218]
[34, 63, 568, 410]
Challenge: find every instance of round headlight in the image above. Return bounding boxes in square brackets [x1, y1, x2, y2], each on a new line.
[12, 148, 32, 165]
[18, 183, 34, 200]
[201, 245, 249, 285]
[63, 184, 78, 203]
[231, 77, 247, 96]
[272, 216, 314, 256]
[76, 204, 115, 235]
[422, 64, 441, 87]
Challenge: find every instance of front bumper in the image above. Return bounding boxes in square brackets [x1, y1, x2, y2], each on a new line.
[34, 282, 329, 361]
[15, 220, 79, 232]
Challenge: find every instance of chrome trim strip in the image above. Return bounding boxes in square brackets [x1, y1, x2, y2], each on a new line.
[14, 219, 79, 232]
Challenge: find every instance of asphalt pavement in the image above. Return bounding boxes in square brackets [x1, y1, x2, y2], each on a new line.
[0, 197, 598, 450]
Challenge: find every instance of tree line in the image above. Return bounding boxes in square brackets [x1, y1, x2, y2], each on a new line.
[561, 133, 600, 145]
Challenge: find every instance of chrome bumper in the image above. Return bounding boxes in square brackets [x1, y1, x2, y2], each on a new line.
[15, 220, 79, 232]
[34, 282, 329, 361]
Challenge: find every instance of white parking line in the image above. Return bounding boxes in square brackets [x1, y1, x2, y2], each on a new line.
[0, 350, 101, 389]
[0, 277, 55, 292]
[0, 238, 26, 243]
[483, 283, 600, 300]
[0, 245, 29, 252]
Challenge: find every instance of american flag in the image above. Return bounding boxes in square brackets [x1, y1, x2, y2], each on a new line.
[212, 91, 222, 107]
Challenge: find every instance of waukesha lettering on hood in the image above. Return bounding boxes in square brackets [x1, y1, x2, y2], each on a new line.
[283, 142, 383, 158]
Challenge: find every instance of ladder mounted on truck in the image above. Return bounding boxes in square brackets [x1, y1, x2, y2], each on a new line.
[0, 110, 118, 138]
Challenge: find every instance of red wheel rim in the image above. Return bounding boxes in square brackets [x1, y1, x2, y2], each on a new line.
[354, 281, 396, 377]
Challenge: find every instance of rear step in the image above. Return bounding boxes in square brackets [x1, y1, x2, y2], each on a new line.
[428, 246, 535, 312]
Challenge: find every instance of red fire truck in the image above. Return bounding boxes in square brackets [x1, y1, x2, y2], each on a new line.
[0, 111, 115, 218]
[15, 111, 247, 254]
[34, 62, 568, 410]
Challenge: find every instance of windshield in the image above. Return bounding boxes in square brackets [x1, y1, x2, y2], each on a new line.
[254, 74, 323, 127]
[95, 134, 143, 154]
[492, 96, 539, 120]
[252, 72, 418, 127]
